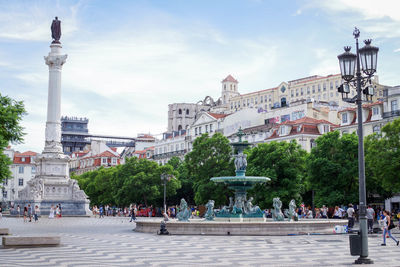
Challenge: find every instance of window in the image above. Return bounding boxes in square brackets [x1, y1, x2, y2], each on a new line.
[330, 92, 333, 97]
[18, 166, 24, 174]
[310, 139, 316, 149]
[186, 109, 189, 115]
[102, 158, 107, 164]
[323, 83, 326, 91]
[195, 127, 198, 136]
[255, 97, 258, 104]
[199, 126, 202, 134]
[231, 103, 233, 109]
[296, 89, 299, 96]
[312, 86, 315, 93]
[291, 90, 294, 97]
[372, 107, 379, 115]
[205, 125, 208, 133]
[335, 81, 339, 89]
[210, 124, 213, 132]
[265, 95, 268, 102]
[21, 157, 25, 162]
[330, 82, 333, 90]
[323, 125, 330, 133]
[178, 109, 182, 115]
[3, 179, 8, 186]
[301, 88, 304, 95]
[342, 113, 348, 123]
[260, 96, 263, 103]
[323, 93, 326, 99]
[279, 126, 286, 135]
[31, 166, 36, 174]
[391, 100, 398, 111]
[307, 87, 310, 94]
[181, 143, 184, 150]
[318, 84, 321, 92]
[175, 144, 179, 151]
[2, 190, 6, 199]
[373, 125, 381, 134]
[18, 178, 24, 186]
[112, 158, 117, 165]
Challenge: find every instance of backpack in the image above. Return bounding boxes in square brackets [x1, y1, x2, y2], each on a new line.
[388, 219, 395, 230]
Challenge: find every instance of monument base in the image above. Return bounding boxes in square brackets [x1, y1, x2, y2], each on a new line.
[11, 199, 90, 216]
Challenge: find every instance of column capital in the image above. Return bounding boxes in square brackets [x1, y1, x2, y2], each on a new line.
[44, 54, 67, 70]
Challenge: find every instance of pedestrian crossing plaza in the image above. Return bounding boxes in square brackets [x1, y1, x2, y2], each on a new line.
[0, 217, 399, 266]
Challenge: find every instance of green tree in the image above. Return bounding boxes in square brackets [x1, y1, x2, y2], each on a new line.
[184, 133, 234, 206]
[365, 118, 400, 195]
[307, 131, 359, 207]
[246, 140, 307, 209]
[166, 157, 194, 205]
[0, 94, 26, 183]
[111, 157, 181, 207]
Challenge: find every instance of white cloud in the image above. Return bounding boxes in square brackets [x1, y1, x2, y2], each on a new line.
[0, 1, 80, 41]
[7, 6, 281, 152]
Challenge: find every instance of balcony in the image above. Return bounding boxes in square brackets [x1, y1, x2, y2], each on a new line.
[383, 110, 400, 119]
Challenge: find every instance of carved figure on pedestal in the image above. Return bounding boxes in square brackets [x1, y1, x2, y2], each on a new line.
[234, 152, 247, 171]
[51, 17, 61, 43]
[272, 197, 284, 221]
[219, 197, 234, 215]
[244, 197, 263, 215]
[205, 200, 215, 221]
[232, 196, 244, 214]
[176, 198, 190, 221]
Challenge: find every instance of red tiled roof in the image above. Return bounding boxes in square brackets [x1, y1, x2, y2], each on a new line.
[208, 112, 229, 119]
[289, 74, 341, 84]
[110, 147, 117, 152]
[239, 87, 277, 97]
[15, 151, 37, 156]
[96, 151, 119, 158]
[278, 116, 337, 126]
[222, 75, 238, 83]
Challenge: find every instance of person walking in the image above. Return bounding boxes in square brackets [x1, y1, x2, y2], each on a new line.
[34, 205, 40, 222]
[333, 206, 341, 219]
[347, 204, 355, 230]
[17, 205, 21, 218]
[23, 206, 28, 222]
[129, 206, 136, 222]
[0, 206, 3, 219]
[49, 205, 55, 219]
[366, 205, 375, 233]
[381, 210, 399, 246]
[99, 206, 104, 218]
[58, 203, 62, 217]
[55, 205, 61, 218]
[27, 204, 32, 222]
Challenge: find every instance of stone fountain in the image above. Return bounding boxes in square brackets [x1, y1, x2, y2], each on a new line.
[211, 128, 269, 220]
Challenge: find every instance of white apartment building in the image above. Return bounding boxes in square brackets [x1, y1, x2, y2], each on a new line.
[2, 147, 37, 205]
[153, 130, 187, 165]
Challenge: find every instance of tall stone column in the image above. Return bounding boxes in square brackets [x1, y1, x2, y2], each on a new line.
[14, 18, 90, 216]
[43, 43, 67, 154]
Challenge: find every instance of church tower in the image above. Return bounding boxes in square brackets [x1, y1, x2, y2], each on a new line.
[221, 75, 239, 109]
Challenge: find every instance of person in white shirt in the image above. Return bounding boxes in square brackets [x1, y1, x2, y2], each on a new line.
[381, 210, 399, 246]
[347, 204, 355, 229]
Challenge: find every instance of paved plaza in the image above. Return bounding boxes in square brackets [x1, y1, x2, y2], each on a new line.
[0, 217, 399, 266]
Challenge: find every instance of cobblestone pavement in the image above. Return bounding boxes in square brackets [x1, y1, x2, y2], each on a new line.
[0, 217, 399, 266]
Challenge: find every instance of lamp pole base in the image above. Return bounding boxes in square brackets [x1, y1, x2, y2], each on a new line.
[354, 256, 374, 265]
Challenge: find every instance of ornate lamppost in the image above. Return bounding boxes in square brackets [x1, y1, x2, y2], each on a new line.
[160, 173, 174, 213]
[337, 27, 378, 265]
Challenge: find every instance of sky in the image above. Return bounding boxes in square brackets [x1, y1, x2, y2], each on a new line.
[1, 0, 400, 153]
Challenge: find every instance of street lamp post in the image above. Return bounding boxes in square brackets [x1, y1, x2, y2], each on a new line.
[160, 174, 173, 213]
[337, 27, 378, 265]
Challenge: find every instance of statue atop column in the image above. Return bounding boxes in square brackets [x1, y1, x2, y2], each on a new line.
[51, 17, 61, 44]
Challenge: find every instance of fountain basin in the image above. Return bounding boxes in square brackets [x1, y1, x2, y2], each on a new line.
[134, 219, 348, 236]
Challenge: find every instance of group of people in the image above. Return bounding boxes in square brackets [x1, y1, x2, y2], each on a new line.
[48, 204, 62, 219]
[13, 204, 40, 222]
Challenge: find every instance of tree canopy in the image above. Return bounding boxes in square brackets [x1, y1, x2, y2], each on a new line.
[365, 118, 400, 195]
[0, 94, 26, 183]
[307, 131, 359, 207]
[246, 140, 307, 209]
[183, 132, 234, 206]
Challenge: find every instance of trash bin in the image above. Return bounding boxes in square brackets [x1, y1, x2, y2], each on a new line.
[349, 231, 361, 256]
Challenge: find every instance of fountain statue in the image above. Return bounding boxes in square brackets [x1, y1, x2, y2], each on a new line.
[272, 197, 284, 221]
[176, 198, 190, 222]
[284, 199, 298, 221]
[211, 128, 270, 219]
[205, 200, 215, 221]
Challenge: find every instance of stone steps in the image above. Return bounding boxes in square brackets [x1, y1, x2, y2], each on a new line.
[2, 236, 60, 248]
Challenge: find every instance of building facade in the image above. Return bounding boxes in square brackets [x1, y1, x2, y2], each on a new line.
[153, 130, 187, 165]
[61, 116, 90, 154]
[1, 147, 37, 205]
